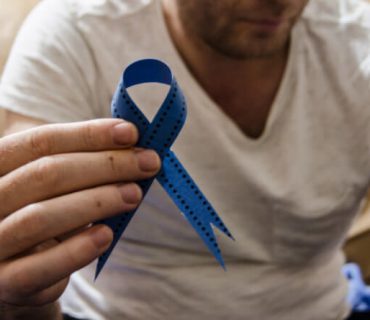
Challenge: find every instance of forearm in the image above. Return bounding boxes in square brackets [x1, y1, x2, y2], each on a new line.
[0, 302, 63, 320]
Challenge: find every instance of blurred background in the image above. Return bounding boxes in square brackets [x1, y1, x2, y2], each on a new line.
[0, 0, 39, 132]
[0, 0, 370, 282]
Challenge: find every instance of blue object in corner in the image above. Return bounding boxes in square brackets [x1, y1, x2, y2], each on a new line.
[343, 263, 370, 312]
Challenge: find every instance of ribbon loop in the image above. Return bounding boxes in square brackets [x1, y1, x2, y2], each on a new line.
[95, 59, 233, 279]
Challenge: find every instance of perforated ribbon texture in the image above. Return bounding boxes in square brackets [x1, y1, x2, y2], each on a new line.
[94, 59, 234, 279]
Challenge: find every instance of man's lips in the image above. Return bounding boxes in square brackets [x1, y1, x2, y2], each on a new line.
[238, 17, 285, 30]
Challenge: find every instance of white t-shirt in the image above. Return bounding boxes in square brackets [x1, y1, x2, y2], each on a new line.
[1, 0, 370, 319]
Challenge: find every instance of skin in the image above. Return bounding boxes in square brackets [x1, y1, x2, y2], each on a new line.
[0, 115, 160, 319]
[162, 0, 309, 138]
[0, 0, 309, 318]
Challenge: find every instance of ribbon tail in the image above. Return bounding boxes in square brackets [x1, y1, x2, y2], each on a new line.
[94, 179, 155, 279]
[182, 210, 226, 269]
[157, 151, 234, 267]
[94, 211, 136, 280]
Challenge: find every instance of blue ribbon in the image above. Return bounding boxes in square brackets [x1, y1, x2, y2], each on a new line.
[94, 59, 233, 279]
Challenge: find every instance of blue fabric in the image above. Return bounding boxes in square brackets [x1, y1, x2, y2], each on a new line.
[94, 59, 234, 278]
[343, 263, 370, 313]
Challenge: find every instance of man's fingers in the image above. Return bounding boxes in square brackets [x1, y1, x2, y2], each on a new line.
[0, 183, 141, 260]
[1, 277, 69, 307]
[0, 148, 160, 218]
[0, 225, 112, 303]
[0, 119, 139, 176]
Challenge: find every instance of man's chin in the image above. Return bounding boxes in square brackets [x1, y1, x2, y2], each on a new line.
[207, 38, 290, 60]
[206, 22, 293, 60]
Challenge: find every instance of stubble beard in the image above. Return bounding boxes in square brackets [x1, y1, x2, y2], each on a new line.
[176, 3, 298, 60]
[200, 23, 293, 60]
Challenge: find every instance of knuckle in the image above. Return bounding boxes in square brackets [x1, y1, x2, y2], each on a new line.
[127, 150, 141, 170]
[80, 123, 102, 149]
[61, 243, 80, 269]
[31, 156, 60, 186]
[62, 234, 101, 269]
[15, 204, 46, 241]
[0, 204, 46, 259]
[31, 283, 67, 306]
[106, 150, 140, 178]
[28, 128, 54, 157]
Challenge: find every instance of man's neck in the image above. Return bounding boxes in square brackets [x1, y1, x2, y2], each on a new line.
[161, 0, 289, 138]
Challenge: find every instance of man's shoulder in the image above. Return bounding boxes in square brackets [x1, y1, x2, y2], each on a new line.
[302, 0, 370, 36]
[31, 0, 155, 25]
[292, 0, 370, 133]
[299, 0, 370, 77]
[57, 0, 154, 19]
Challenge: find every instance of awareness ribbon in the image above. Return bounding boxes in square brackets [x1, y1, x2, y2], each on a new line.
[95, 59, 234, 279]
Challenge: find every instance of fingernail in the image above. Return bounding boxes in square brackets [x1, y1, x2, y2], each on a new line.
[119, 183, 142, 204]
[92, 225, 113, 249]
[135, 149, 160, 172]
[112, 122, 137, 145]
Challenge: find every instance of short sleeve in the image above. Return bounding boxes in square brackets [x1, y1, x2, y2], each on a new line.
[0, 0, 101, 123]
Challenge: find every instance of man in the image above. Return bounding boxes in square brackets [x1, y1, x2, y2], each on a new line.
[0, 0, 369, 319]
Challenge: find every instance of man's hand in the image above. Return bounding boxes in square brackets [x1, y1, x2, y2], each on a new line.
[0, 118, 160, 310]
